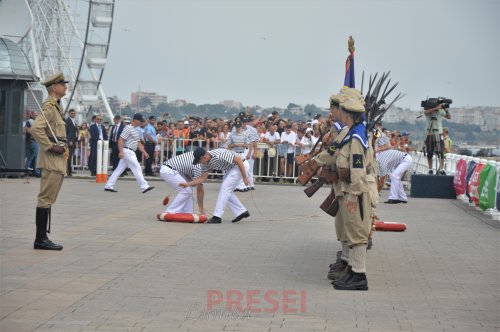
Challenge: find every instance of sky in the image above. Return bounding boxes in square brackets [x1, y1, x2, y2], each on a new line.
[99, 0, 500, 109]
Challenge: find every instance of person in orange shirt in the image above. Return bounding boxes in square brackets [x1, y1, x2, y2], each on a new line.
[172, 120, 190, 155]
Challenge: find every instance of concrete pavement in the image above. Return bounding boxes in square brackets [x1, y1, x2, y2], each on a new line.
[0, 175, 499, 332]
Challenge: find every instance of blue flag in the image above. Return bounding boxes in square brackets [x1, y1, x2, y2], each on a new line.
[343, 52, 355, 89]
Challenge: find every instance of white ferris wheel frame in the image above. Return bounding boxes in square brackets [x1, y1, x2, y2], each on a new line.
[21, 0, 115, 121]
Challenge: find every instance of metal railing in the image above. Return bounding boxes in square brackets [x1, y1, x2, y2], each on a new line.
[70, 138, 309, 183]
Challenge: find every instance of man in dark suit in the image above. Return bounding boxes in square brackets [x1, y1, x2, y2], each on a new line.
[89, 114, 108, 176]
[65, 109, 79, 176]
[109, 114, 124, 171]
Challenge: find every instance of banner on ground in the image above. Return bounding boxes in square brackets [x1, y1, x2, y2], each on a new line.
[465, 161, 477, 200]
[453, 159, 467, 196]
[496, 172, 500, 211]
[478, 164, 497, 211]
[469, 163, 485, 206]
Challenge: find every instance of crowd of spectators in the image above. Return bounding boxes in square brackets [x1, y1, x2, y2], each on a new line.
[25, 108, 426, 181]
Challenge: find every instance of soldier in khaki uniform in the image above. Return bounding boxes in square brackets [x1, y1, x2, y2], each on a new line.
[314, 93, 350, 274]
[30, 73, 69, 250]
[343, 88, 379, 246]
[329, 97, 372, 291]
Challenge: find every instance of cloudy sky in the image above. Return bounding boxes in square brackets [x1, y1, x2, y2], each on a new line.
[100, 0, 499, 109]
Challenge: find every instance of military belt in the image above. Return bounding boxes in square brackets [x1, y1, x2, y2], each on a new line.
[49, 137, 67, 143]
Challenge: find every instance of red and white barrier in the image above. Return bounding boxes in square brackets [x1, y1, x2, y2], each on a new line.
[156, 212, 208, 223]
[374, 221, 407, 232]
[96, 140, 109, 183]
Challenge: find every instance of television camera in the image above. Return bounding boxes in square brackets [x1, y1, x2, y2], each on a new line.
[421, 97, 453, 110]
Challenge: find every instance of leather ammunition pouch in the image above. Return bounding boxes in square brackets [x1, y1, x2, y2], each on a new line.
[323, 168, 339, 184]
[320, 191, 339, 217]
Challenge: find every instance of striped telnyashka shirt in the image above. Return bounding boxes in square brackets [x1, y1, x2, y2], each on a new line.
[201, 149, 238, 172]
[226, 132, 249, 153]
[376, 149, 407, 177]
[243, 125, 260, 143]
[375, 132, 390, 149]
[121, 125, 140, 151]
[164, 151, 203, 179]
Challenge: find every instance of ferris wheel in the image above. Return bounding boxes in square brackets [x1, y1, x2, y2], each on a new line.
[3, 0, 116, 121]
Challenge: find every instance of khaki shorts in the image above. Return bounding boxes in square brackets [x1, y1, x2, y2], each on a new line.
[341, 192, 371, 246]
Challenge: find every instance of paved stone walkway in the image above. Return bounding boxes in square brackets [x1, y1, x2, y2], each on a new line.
[0, 176, 499, 331]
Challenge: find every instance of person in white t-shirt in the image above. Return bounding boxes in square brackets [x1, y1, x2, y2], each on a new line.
[300, 127, 314, 155]
[311, 124, 322, 152]
[262, 124, 280, 180]
[279, 124, 297, 180]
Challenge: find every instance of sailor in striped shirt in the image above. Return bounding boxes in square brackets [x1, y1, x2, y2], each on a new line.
[228, 122, 250, 191]
[179, 148, 250, 224]
[159, 151, 205, 214]
[240, 116, 260, 190]
[376, 147, 412, 204]
[227, 122, 249, 155]
[104, 113, 154, 194]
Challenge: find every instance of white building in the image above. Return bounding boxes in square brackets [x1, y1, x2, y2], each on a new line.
[131, 91, 168, 107]
[220, 100, 242, 109]
[289, 105, 303, 116]
[169, 99, 187, 107]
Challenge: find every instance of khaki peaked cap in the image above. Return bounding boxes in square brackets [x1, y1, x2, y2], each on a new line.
[340, 97, 365, 113]
[43, 73, 69, 87]
[342, 88, 365, 105]
[329, 93, 349, 106]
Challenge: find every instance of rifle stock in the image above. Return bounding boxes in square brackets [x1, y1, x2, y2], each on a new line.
[297, 159, 319, 185]
[295, 150, 319, 166]
[304, 177, 326, 198]
[295, 122, 330, 166]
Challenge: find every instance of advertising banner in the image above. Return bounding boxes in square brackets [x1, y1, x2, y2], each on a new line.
[496, 172, 500, 211]
[469, 163, 485, 206]
[478, 165, 497, 211]
[465, 161, 477, 200]
[453, 159, 467, 196]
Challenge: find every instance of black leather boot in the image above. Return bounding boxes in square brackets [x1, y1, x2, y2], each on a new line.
[333, 270, 368, 291]
[34, 207, 63, 250]
[328, 260, 348, 280]
[329, 250, 343, 269]
[331, 264, 352, 284]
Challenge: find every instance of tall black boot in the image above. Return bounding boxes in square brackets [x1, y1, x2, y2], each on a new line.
[34, 207, 63, 250]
